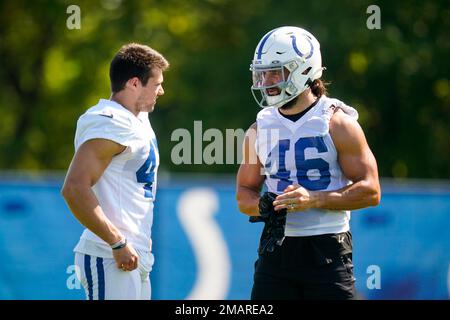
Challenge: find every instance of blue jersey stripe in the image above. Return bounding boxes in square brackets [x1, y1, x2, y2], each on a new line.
[84, 255, 93, 300]
[96, 257, 105, 300]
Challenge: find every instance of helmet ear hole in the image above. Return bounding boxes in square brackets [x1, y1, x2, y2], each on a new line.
[301, 67, 312, 75]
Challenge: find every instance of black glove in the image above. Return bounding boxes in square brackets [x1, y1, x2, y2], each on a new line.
[249, 192, 287, 254]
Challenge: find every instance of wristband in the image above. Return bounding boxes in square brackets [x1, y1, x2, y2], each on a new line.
[111, 238, 127, 250]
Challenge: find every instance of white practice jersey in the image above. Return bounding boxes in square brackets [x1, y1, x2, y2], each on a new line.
[73, 99, 159, 261]
[256, 95, 359, 236]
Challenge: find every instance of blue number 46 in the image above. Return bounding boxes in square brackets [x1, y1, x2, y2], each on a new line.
[265, 136, 331, 192]
[136, 140, 157, 199]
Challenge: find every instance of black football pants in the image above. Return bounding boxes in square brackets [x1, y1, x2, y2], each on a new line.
[251, 231, 356, 300]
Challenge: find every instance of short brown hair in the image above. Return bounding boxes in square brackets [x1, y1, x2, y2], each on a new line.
[310, 78, 329, 97]
[109, 43, 169, 93]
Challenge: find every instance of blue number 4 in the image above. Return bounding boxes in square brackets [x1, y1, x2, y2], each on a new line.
[266, 136, 331, 192]
[136, 141, 157, 198]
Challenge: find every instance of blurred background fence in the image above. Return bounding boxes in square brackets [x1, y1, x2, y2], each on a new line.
[0, 174, 449, 300]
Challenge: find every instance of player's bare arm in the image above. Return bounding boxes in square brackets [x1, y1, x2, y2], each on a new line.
[61, 138, 139, 271]
[236, 123, 266, 216]
[273, 109, 381, 212]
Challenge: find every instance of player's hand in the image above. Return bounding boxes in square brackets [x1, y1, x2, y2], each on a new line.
[273, 184, 319, 212]
[249, 191, 287, 254]
[113, 243, 139, 272]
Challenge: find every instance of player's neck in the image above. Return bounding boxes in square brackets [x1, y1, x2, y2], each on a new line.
[110, 92, 139, 117]
[279, 90, 317, 116]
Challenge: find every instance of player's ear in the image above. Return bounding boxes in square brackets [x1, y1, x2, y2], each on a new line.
[125, 77, 141, 90]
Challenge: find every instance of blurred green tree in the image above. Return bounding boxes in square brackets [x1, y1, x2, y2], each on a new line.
[0, 0, 448, 178]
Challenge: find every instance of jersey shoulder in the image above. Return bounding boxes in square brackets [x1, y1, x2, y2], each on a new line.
[256, 107, 277, 121]
[75, 100, 142, 150]
[324, 96, 359, 121]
